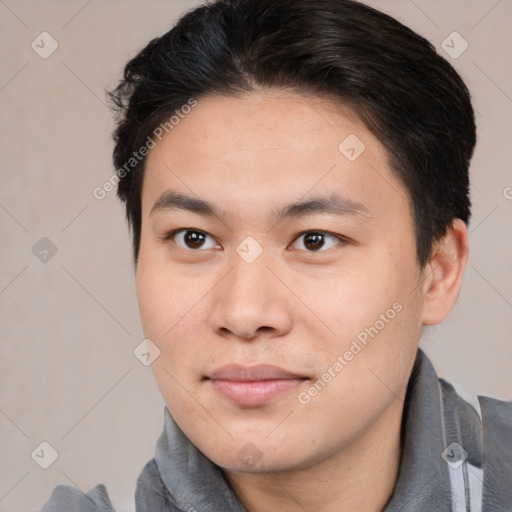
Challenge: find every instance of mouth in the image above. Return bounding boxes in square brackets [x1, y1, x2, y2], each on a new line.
[205, 364, 309, 407]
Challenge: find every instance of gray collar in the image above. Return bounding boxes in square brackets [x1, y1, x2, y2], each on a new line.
[154, 349, 452, 512]
[383, 349, 452, 511]
[155, 408, 247, 511]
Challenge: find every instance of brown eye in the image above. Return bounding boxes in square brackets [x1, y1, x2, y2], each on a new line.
[291, 231, 342, 252]
[184, 230, 206, 249]
[303, 232, 325, 251]
[173, 229, 219, 250]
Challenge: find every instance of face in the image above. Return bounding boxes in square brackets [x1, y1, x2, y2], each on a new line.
[136, 89, 427, 473]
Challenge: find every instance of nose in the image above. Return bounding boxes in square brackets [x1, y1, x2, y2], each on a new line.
[209, 256, 293, 341]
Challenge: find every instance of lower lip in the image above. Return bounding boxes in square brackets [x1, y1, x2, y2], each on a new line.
[210, 379, 305, 407]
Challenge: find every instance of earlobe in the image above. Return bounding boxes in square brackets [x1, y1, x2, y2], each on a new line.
[420, 219, 469, 326]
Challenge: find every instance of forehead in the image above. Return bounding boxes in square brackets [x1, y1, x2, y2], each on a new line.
[141, 90, 410, 226]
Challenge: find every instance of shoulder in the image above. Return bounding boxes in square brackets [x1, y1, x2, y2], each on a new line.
[439, 377, 512, 451]
[479, 394, 512, 508]
[478, 394, 512, 433]
[478, 394, 512, 464]
[39, 460, 183, 512]
[39, 483, 114, 512]
[439, 377, 512, 508]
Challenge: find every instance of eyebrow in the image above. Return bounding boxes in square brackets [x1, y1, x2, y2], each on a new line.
[150, 190, 370, 223]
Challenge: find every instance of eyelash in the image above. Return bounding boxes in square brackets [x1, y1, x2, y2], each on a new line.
[163, 228, 348, 253]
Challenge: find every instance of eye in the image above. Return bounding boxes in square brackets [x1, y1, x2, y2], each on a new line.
[170, 229, 220, 250]
[290, 230, 343, 252]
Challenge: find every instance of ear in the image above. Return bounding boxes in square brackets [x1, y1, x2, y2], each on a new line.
[420, 219, 469, 326]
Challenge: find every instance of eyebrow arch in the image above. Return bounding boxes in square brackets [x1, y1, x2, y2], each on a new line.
[271, 194, 370, 223]
[150, 190, 371, 223]
[150, 191, 220, 217]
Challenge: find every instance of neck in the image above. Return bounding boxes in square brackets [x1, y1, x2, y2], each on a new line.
[223, 393, 405, 512]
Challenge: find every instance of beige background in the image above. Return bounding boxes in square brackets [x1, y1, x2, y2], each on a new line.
[0, 1, 511, 511]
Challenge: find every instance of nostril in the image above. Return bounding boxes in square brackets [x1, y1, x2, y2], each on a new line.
[256, 326, 274, 334]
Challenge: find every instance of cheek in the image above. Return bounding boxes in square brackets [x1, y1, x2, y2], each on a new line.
[135, 260, 186, 362]
[135, 255, 211, 374]
[136, 250, 201, 337]
[136, 261, 206, 415]
[295, 295, 421, 446]
[136, 265, 168, 338]
[297, 253, 422, 386]
[295, 262, 403, 343]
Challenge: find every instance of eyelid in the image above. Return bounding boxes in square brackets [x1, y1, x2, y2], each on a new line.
[292, 229, 348, 241]
[161, 228, 186, 241]
[163, 228, 221, 250]
[161, 228, 349, 251]
[289, 230, 349, 251]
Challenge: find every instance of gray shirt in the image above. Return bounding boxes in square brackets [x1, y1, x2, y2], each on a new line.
[39, 349, 512, 511]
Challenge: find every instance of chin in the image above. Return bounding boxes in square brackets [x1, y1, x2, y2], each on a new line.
[213, 449, 304, 474]
[196, 431, 317, 475]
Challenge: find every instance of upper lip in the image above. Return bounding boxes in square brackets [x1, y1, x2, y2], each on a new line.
[207, 364, 307, 381]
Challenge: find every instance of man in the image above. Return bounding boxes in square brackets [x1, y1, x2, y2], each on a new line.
[41, 0, 512, 510]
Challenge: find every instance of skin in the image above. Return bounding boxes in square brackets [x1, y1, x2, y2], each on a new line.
[136, 88, 469, 512]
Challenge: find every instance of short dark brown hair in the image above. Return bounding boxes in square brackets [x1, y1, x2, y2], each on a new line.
[109, 0, 476, 267]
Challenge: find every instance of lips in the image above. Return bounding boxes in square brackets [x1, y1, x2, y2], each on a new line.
[206, 364, 308, 407]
